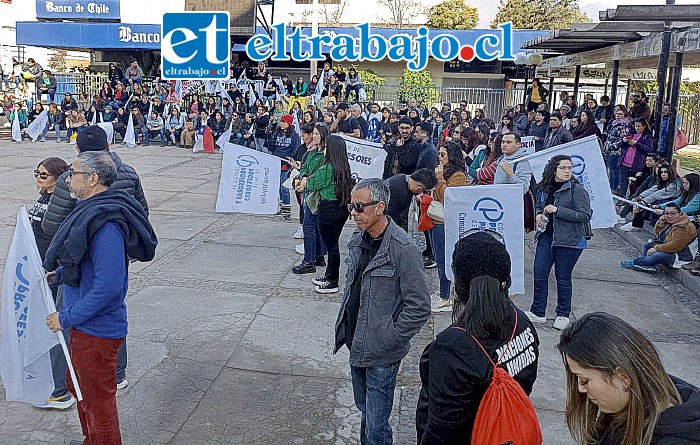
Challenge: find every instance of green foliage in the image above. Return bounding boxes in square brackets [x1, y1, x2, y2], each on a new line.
[47, 49, 67, 72]
[395, 69, 440, 105]
[491, 0, 590, 30]
[427, 0, 479, 30]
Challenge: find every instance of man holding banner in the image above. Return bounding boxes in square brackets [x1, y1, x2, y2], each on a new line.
[495, 133, 533, 195]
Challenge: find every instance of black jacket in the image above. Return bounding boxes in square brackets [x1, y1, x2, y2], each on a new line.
[41, 152, 149, 238]
[382, 137, 420, 179]
[416, 307, 540, 445]
[43, 189, 157, 287]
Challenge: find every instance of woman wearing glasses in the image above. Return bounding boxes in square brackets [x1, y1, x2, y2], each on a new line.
[296, 132, 353, 294]
[620, 163, 682, 232]
[524, 155, 592, 331]
[430, 142, 468, 312]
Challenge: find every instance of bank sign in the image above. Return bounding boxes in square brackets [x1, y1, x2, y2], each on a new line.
[246, 23, 516, 71]
[36, 0, 120, 21]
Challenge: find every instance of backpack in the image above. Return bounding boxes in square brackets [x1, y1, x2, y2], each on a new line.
[470, 309, 543, 445]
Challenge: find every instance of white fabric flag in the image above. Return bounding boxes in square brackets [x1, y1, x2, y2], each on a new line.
[520, 136, 535, 155]
[124, 113, 136, 148]
[519, 135, 616, 229]
[216, 119, 234, 150]
[216, 143, 281, 214]
[0, 207, 82, 405]
[96, 122, 114, 145]
[11, 113, 21, 142]
[26, 110, 49, 142]
[219, 81, 233, 105]
[339, 135, 387, 182]
[444, 185, 525, 295]
[90, 110, 96, 126]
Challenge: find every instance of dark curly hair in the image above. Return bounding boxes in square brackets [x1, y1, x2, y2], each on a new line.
[537, 155, 579, 194]
[440, 141, 467, 180]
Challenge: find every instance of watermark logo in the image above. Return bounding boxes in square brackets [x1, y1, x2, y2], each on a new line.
[246, 22, 515, 72]
[161, 12, 230, 80]
[473, 197, 505, 223]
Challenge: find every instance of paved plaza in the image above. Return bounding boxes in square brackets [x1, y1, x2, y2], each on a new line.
[0, 140, 699, 444]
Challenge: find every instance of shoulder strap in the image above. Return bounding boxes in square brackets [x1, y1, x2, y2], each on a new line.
[471, 308, 519, 369]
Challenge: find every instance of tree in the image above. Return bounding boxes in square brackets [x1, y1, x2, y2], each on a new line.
[491, 0, 590, 30]
[427, 0, 478, 30]
[48, 49, 67, 72]
[321, 0, 348, 26]
[396, 69, 440, 106]
[378, 0, 423, 28]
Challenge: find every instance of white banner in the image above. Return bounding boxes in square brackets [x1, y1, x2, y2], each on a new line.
[444, 185, 525, 295]
[520, 136, 535, 155]
[216, 143, 281, 214]
[11, 113, 21, 142]
[27, 110, 49, 142]
[523, 135, 616, 229]
[124, 113, 136, 148]
[96, 122, 114, 145]
[0, 207, 82, 405]
[340, 135, 387, 182]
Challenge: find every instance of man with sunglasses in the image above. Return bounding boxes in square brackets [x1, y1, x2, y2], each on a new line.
[629, 91, 651, 122]
[335, 178, 430, 445]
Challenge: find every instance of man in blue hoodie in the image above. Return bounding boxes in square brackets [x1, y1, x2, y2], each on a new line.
[45, 151, 157, 445]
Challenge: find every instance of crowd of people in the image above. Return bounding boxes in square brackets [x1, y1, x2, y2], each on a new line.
[6, 58, 700, 445]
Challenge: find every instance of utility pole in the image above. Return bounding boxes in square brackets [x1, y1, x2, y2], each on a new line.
[310, 0, 319, 79]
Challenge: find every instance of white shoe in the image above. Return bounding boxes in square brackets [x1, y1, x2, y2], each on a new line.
[617, 217, 627, 224]
[523, 310, 547, 324]
[312, 275, 328, 286]
[116, 378, 128, 390]
[295, 243, 304, 254]
[36, 394, 76, 409]
[619, 222, 641, 232]
[553, 316, 571, 330]
[293, 226, 304, 239]
[431, 298, 452, 313]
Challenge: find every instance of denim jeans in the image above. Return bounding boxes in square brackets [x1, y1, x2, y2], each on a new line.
[618, 164, 631, 197]
[317, 199, 349, 285]
[302, 203, 326, 264]
[634, 242, 675, 267]
[67, 329, 124, 445]
[429, 224, 450, 299]
[49, 285, 69, 398]
[351, 361, 400, 445]
[116, 340, 127, 381]
[531, 232, 583, 318]
[605, 154, 620, 192]
[145, 129, 165, 143]
[254, 137, 268, 153]
[279, 169, 290, 206]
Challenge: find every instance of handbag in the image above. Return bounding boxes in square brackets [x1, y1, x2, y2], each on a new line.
[306, 191, 321, 215]
[427, 200, 445, 223]
[418, 194, 435, 231]
[675, 129, 689, 151]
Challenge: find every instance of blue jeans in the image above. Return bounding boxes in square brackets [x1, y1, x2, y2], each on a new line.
[634, 242, 675, 267]
[280, 169, 290, 206]
[302, 203, 326, 263]
[429, 224, 450, 300]
[351, 361, 400, 445]
[254, 137, 268, 153]
[346, 84, 361, 100]
[605, 154, 620, 192]
[618, 164, 631, 197]
[145, 129, 165, 143]
[116, 340, 127, 381]
[531, 232, 583, 318]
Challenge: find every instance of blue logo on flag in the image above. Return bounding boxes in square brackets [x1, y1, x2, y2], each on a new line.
[474, 197, 504, 223]
[571, 155, 586, 176]
[161, 12, 230, 80]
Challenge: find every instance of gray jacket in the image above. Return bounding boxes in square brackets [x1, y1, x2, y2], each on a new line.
[535, 180, 592, 248]
[495, 149, 533, 195]
[543, 126, 573, 151]
[334, 219, 430, 367]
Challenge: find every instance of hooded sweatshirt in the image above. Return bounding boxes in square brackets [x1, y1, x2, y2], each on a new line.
[652, 376, 700, 444]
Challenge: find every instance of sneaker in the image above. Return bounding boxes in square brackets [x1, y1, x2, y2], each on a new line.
[36, 393, 76, 409]
[633, 264, 657, 273]
[617, 217, 627, 224]
[281, 215, 293, 223]
[312, 275, 328, 286]
[682, 258, 700, 270]
[523, 311, 547, 324]
[292, 262, 316, 274]
[293, 226, 304, 239]
[116, 378, 128, 390]
[553, 316, 570, 330]
[423, 258, 437, 269]
[295, 243, 305, 254]
[431, 297, 452, 313]
[315, 281, 339, 294]
[40, 138, 46, 142]
[56, 139, 62, 143]
[620, 260, 635, 269]
[619, 222, 641, 232]
[315, 256, 326, 267]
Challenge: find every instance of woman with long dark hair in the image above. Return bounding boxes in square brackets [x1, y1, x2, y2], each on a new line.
[476, 134, 504, 185]
[621, 163, 682, 232]
[603, 106, 634, 193]
[572, 109, 601, 140]
[513, 104, 529, 134]
[618, 117, 654, 197]
[297, 133, 353, 293]
[430, 141, 468, 312]
[557, 312, 700, 445]
[497, 114, 516, 135]
[416, 231, 540, 443]
[525, 155, 592, 331]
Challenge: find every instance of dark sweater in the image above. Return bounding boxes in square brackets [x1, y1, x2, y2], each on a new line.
[385, 174, 413, 232]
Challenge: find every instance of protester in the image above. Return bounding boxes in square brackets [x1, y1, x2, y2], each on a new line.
[65, 109, 88, 141]
[620, 163, 682, 232]
[334, 178, 430, 444]
[557, 312, 700, 445]
[414, 121, 439, 171]
[603, 106, 634, 193]
[495, 133, 533, 195]
[542, 113, 573, 151]
[629, 91, 652, 122]
[269, 114, 301, 217]
[524, 155, 592, 331]
[331, 102, 360, 138]
[571, 110, 601, 141]
[36, 70, 57, 103]
[44, 151, 157, 445]
[144, 111, 165, 147]
[477, 134, 504, 185]
[618, 157, 664, 224]
[416, 231, 540, 443]
[527, 110, 548, 152]
[659, 103, 682, 156]
[164, 107, 186, 146]
[254, 106, 270, 153]
[526, 78, 549, 112]
[46, 102, 65, 143]
[385, 168, 437, 233]
[107, 63, 124, 89]
[617, 118, 654, 197]
[383, 117, 420, 178]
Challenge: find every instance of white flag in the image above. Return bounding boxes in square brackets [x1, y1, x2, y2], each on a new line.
[11, 112, 21, 142]
[444, 185, 526, 295]
[519, 135, 616, 229]
[216, 143, 281, 214]
[339, 135, 387, 182]
[27, 110, 49, 142]
[216, 118, 234, 150]
[96, 122, 114, 145]
[90, 110, 96, 126]
[124, 113, 136, 148]
[0, 208, 81, 405]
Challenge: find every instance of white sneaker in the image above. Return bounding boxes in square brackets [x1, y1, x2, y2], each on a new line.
[312, 275, 328, 286]
[293, 226, 304, 239]
[116, 378, 128, 390]
[619, 222, 641, 232]
[295, 243, 304, 254]
[36, 393, 76, 409]
[431, 298, 452, 313]
[523, 311, 547, 324]
[553, 316, 570, 330]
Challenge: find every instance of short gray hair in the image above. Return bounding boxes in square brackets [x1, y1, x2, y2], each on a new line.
[352, 178, 390, 208]
[78, 151, 117, 187]
[350, 103, 361, 113]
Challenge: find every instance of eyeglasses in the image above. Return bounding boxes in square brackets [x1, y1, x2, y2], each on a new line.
[460, 228, 505, 244]
[557, 166, 573, 171]
[663, 211, 679, 216]
[633, 95, 642, 99]
[67, 168, 91, 178]
[347, 200, 380, 213]
[33, 170, 50, 179]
